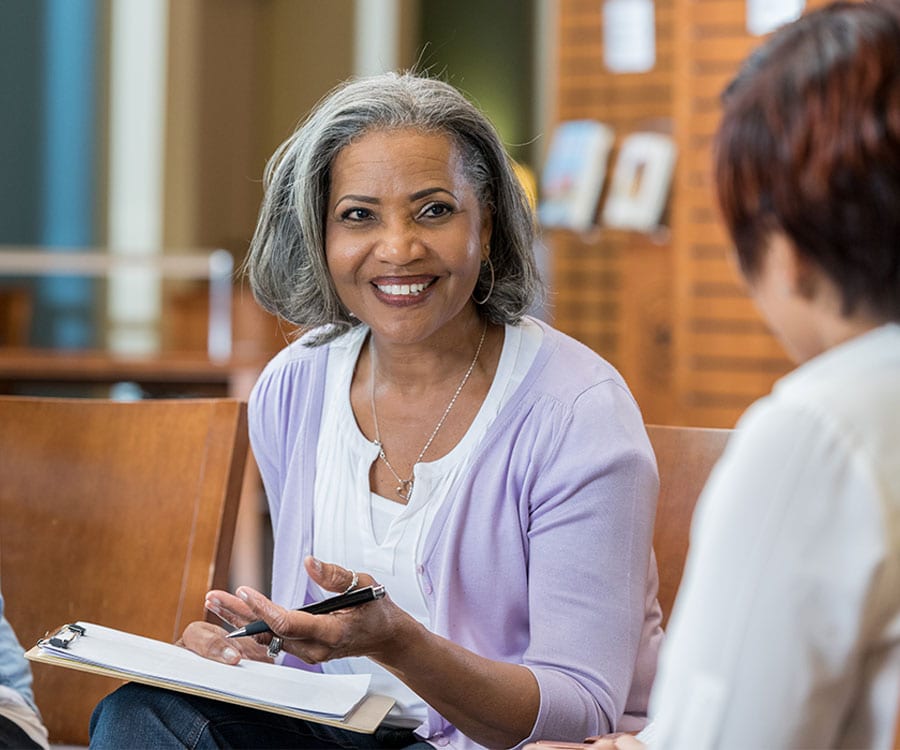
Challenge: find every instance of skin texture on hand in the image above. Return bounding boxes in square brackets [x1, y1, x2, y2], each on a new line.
[176, 618, 270, 665]
[523, 731, 645, 750]
[583, 733, 645, 750]
[178, 555, 394, 666]
[229, 557, 408, 665]
[175, 555, 541, 748]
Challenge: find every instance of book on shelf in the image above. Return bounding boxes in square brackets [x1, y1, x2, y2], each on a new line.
[602, 131, 677, 232]
[538, 120, 615, 232]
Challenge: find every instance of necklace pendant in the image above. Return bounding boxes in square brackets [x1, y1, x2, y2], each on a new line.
[397, 480, 412, 499]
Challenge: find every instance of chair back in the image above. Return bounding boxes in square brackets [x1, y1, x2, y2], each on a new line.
[0, 396, 248, 745]
[895, 704, 900, 750]
[646, 424, 732, 627]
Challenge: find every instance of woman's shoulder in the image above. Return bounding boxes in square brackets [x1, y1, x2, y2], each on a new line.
[525, 318, 636, 403]
[251, 341, 321, 406]
[250, 325, 363, 418]
[256, 325, 363, 384]
[497, 319, 649, 460]
[260, 336, 324, 375]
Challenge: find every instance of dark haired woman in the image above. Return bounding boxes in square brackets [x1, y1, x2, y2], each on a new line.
[603, 3, 900, 749]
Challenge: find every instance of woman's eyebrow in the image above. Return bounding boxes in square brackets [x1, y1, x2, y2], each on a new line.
[410, 187, 458, 201]
[334, 194, 380, 205]
[333, 188, 459, 205]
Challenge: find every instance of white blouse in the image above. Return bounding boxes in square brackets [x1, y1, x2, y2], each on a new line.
[647, 324, 900, 749]
[312, 320, 542, 726]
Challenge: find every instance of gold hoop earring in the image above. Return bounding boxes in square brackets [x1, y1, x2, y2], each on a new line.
[473, 255, 495, 305]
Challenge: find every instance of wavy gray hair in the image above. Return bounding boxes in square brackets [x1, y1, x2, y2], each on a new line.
[245, 71, 543, 345]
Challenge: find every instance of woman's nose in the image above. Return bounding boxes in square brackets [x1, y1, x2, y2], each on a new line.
[374, 223, 425, 264]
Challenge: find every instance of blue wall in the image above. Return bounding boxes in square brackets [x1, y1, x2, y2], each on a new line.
[0, 0, 101, 348]
[0, 1, 45, 243]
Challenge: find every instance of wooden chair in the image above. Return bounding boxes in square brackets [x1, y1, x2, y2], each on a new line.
[646, 424, 732, 627]
[0, 396, 248, 745]
[895, 705, 900, 750]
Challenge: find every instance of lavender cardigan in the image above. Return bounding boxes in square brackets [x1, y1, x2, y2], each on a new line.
[249, 318, 662, 749]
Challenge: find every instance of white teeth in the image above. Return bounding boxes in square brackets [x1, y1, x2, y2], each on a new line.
[377, 281, 428, 296]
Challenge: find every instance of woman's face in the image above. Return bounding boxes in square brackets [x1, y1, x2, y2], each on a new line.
[325, 128, 491, 345]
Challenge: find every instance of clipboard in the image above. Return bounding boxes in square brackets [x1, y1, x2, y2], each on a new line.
[27, 622, 395, 734]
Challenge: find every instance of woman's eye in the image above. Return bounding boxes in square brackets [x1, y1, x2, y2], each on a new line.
[420, 202, 453, 219]
[340, 207, 373, 222]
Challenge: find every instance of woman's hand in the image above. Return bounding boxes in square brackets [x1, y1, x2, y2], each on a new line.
[191, 555, 539, 747]
[175, 617, 271, 665]
[176, 556, 403, 666]
[609, 736, 644, 750]
[581, 734, 645, 750]
[176, 587, 275, 664]
[175, 577, 292, 665]
[232, 556, 407, 665]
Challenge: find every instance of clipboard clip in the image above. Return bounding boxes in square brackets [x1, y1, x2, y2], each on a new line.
[40, 623, 86, 649]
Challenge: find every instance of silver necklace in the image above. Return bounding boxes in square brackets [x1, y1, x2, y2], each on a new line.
[370, 320, 488, 501]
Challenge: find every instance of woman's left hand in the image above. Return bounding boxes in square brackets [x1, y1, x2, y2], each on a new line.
[213, 556, 407, 664]
[581, 734, 645, 750]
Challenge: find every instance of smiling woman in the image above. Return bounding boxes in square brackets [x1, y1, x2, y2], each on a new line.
[89, 72, 663, 750]
[248, 74, 540, 345]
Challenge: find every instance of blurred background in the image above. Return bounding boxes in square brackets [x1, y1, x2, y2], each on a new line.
[0, 0, 822, 591]
[0, 0, 547, 386]
[0, 0, 818, 427]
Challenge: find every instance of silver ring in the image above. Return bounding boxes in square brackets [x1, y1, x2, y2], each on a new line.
[342, 570, 359, 594]
[266, 636, 283, 658]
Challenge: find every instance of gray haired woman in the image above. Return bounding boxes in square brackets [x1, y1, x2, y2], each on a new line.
[248, 72, 542, 340]
[90, 72, 662, 750]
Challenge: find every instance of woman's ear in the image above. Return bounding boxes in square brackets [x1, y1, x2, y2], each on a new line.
[769, 232, 818, 300]
[480, 212, 493, 259]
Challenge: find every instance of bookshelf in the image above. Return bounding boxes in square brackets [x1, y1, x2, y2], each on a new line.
[545, 0, 835, 428]
[546, 0, 677, 424]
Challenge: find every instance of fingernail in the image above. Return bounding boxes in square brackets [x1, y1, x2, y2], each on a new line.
[237, 589, 249, 601]
[206, 597, 221, 610]
[222, 648, 239, 662]
[310, 557, 322, 572]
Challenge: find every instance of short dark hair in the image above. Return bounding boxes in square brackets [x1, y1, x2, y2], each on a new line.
[245, 71, 543, 344]
[715, 0, 900, 321]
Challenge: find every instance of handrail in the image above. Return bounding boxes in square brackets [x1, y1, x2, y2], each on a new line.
[0, 247, 234, 361]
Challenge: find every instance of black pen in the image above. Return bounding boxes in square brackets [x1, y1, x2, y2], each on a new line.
[225, 584, 386, 639]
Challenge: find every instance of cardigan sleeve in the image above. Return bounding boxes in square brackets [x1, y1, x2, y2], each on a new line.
[247, 342, 326, 532]
[522, 377, 659, 743]
[248, 351, 291, 530]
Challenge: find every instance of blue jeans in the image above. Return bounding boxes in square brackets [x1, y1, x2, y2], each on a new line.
[89, 683, 433, 749]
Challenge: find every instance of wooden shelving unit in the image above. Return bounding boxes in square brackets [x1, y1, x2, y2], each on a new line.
[545, 0, 834, 427]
